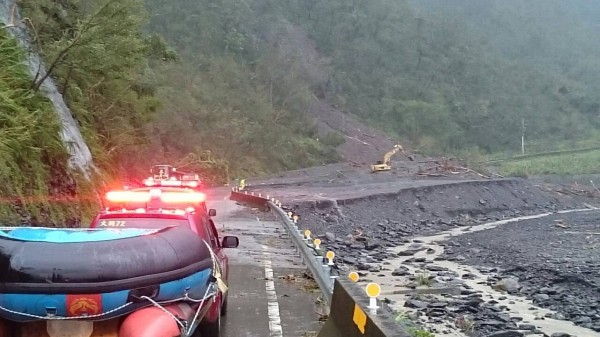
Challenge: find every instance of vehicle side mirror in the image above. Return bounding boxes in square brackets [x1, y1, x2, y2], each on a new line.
[209, 209, 216, 217]
[222, 236, 239, 248]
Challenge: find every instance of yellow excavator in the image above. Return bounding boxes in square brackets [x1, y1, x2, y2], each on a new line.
[371, 144, 414, 172]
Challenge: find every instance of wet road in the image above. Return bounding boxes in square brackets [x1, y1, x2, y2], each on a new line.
[206, 188, 324, 337]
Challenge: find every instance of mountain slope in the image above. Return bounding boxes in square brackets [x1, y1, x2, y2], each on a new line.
[270, 23, 397, 165]
[278, 0, 600, 154]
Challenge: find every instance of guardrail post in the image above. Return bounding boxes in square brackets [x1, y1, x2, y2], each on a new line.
[317, 278, 409, 337]
[316, 255, 324, 265]
[322, 264, 330, 278]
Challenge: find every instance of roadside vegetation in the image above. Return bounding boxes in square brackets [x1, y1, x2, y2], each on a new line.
[20, 0, 169, 179]
[1, 0, 170, 224]
[415, 272, 433, 287]
[0, 29, 96, 225]
[394, 312, 435, 337]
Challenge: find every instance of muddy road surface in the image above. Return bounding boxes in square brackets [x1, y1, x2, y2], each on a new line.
[205, 188, 324, 337]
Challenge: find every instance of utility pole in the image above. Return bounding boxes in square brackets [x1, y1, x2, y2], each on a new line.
[521, 118, 526, 155]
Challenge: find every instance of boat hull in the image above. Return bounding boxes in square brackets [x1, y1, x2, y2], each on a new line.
[0, 226, 214, 322]
[0, 299, 216, 337]
[0, 269, 213, 322]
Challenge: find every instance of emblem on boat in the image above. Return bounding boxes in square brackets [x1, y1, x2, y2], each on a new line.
[66, 294, 102, 316]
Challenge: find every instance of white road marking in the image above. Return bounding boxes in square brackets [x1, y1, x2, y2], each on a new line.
[257, 218, 284, 336]
[262, 243, 284, 337]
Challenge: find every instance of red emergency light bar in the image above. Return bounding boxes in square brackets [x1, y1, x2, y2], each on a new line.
[104, 207, 196, 215]
[105, 189, 206, 204]
[143, 177, 200, 188]
[105, 191, 151, 203]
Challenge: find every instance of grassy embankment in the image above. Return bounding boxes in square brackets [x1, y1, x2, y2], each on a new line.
[493, 149, 600, 177]
[0, 29, 98, 225]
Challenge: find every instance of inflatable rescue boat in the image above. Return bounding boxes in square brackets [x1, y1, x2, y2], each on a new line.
[0, 225, 215, 322]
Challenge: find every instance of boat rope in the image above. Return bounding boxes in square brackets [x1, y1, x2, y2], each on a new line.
[140, 283, 216, 337]
[186, 283, 217, 336]
[0, 244, 223, 330]
[203, 240, 228, 294]
[0, 285, 217, 322]
[0, 301, 133, 320]
[139, 295, 187, 331]
[183, 289, 218, 303]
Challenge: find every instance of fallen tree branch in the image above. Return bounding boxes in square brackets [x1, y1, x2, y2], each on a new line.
[590, 180, 600, 196]
[344, 135, 370, 146]
[416, 172, 447, 177]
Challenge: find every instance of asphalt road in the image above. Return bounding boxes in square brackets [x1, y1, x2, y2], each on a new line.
[206, 188, 324, 337]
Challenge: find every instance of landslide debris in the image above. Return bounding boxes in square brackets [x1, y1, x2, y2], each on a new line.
[291, 179, 582, 241]
[247, 164, 599, 336]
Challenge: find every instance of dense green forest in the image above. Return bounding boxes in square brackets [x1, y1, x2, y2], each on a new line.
[1, 0, 600, 223]
[142, 0, 341, 177]
[144, 0, 600, 157]
[278, 0, 600, 154]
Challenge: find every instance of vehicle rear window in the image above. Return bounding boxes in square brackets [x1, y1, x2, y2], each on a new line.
[95, 218, 189, 229]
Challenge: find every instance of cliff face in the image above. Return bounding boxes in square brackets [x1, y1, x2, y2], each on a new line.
[0, 0, 94, 177]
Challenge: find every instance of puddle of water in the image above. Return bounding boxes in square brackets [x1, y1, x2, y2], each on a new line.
[358, 208, 600, 337]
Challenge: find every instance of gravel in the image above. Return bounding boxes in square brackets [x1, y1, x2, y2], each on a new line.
[442, 211, 600, 332]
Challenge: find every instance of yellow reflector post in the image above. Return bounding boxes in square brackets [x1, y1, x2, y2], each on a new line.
[365, 283, 381, 298]
[365, 283, 381, 310]
[349, 271, 359, 282]
[325, 251, 335, 265]
[304, 229, 311, 239]
[313, 238, 321, 249]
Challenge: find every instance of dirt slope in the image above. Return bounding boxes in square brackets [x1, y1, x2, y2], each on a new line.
[275, 22, 398, 165]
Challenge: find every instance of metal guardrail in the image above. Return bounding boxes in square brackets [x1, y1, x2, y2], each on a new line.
[230, 188, 339, 306]
[318, 278, 412, 337]
[268, 200, 339, 305]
